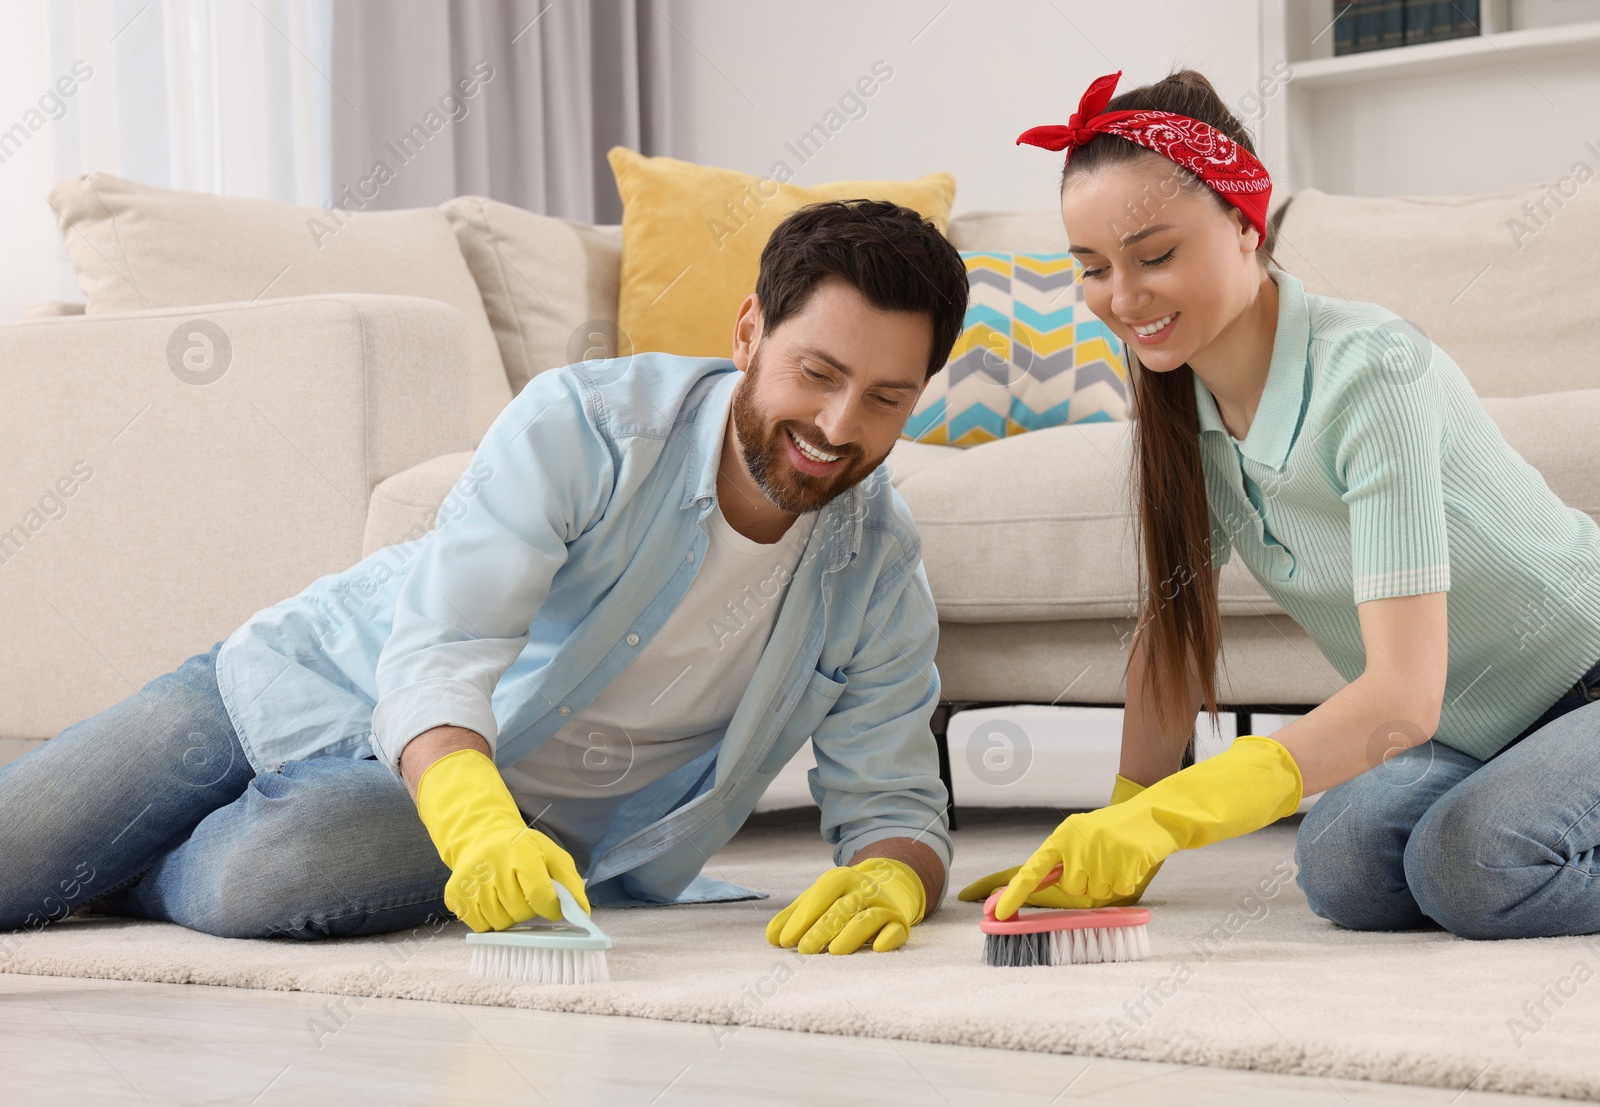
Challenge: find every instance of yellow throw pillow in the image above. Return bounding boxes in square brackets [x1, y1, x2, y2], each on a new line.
[606, 146, 956, 358]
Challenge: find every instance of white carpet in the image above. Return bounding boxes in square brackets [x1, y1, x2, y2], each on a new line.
[5, 809, 1599, 1101]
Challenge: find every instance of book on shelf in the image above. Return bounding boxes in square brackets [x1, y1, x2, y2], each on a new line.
[1353, 0, 1382, 51]
[1333, 0, 1481, 55]
[1334, 2, 1356, 54]
[1403, 0, 1434, 44]
[1381, 0, 1405, 47]
[1432, 0, 1458, 41]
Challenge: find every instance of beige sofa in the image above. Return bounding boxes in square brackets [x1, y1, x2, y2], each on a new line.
[5, 176, 1598, 818]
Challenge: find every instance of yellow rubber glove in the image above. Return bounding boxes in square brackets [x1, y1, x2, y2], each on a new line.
[957, 773, 1163, 909]
[415, 747, 590, 933]
[994, 735, 1303, 921]
[765, 857, 927, 955]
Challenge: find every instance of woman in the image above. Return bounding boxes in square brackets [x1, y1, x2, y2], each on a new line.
[959, 68, 1600, 940]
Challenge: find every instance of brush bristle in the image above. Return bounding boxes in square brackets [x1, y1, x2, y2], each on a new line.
[469, 944, 610, 984]
[984, 923, 1149, 966]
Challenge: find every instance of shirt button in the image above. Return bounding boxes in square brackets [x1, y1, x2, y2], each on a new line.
[626, 633, 640, 646]
[686, 550, 695, 562]
[557, 705, 572, 716]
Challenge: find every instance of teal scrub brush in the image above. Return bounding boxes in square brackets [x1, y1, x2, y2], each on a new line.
[466, 882, 611, 983]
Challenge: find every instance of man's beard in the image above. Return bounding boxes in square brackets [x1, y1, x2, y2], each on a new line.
[728, 348, 891, 515]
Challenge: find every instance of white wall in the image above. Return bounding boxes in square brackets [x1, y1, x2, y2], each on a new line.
[659, 0, 1600, 205]
[656, 0, 1264, 216]
[0, 0, 331, 325]
[0, 1, 83, 325]
[1300, 48, 1600, 196]
[10, 0, 1595, 325]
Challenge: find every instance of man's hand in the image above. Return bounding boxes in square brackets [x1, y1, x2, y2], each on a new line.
[413, 746, 590, 932]
[766, 857, 927, 955]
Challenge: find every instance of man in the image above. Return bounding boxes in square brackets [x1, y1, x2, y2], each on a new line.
[0, 198, 969, 957]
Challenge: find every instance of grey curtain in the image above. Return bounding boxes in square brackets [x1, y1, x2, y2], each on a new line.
[330, 0, 674, 223]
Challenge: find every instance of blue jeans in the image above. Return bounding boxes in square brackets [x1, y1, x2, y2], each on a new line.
[0, 641, 452, 940]
[1295, 657, 1600, 939]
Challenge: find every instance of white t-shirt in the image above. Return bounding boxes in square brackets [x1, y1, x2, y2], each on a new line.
[500, 451, 817, 863]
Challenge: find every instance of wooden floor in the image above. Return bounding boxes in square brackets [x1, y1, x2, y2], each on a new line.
[0, 971, 1567, 1105]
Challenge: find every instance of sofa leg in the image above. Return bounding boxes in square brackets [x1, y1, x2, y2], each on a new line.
[931, 702, 958, 831]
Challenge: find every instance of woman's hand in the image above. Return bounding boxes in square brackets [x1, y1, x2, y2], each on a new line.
[994, 735, 1304, 920]
[958, 773, 1165, 908]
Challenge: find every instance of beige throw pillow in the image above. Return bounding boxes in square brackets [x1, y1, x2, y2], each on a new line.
[47, 172, 512, 439]
[441, 196, 623, 396]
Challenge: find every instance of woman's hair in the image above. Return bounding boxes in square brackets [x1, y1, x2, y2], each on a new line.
[1057, 69, 1283, 761]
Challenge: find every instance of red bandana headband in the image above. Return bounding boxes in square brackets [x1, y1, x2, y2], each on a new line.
[1017, 70, 1272, 249]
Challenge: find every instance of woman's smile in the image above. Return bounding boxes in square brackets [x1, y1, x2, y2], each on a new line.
[1127, 310, 1180, 344]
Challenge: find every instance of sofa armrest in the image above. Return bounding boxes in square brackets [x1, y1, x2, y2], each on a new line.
[362, 450, 476, 558]
[0, 293, 478, 740]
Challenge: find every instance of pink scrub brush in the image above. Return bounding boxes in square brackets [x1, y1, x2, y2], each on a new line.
[980, 864, 1152, 966]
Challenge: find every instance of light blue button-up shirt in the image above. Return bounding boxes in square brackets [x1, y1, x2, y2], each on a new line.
[214, 353, 952, 908]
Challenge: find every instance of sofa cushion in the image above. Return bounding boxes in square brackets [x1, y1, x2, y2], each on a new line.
[48, 172, 511, 441]
[884, 438, 961, 486]
[895, 421, 1254, 623]
[605, 146, 955, 358]
[443, 197, 624, 396]
[359, 389, 1600, 625]
[1478, 390, 1600, 517]
[1273, 183, 1600, 398]
[365, 439, 958, 560]
[904, 252, 1129, 446]
[898, 389, 1600, 624]
[362, 392, 1600, 628]
[946, 209, 1068, 253]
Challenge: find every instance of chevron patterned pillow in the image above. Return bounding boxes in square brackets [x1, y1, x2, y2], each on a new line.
[902, 252, 1130, 446]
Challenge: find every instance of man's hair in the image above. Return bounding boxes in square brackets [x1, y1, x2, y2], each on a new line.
[753, 198, 969, 380]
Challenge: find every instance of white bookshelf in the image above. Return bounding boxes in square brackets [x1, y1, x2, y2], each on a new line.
[1292, 15, 1600, 85]
[1258, 0, 1600, 194]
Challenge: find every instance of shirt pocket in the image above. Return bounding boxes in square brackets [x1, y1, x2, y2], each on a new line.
[757, 666, 849, 773]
